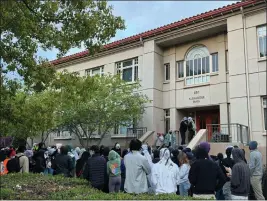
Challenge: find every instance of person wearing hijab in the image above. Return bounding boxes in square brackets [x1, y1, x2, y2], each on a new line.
[151, 148, 180, 195]
[179, 117, 188, 145]
[76, 151, 90, 178]
[230, 148, 250, 200]
[187, 117, 196, 142]
[112, 143, 121, 157]
[107, 150, 121, 193]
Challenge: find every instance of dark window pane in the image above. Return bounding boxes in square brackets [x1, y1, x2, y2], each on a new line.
[194, 59, 198, 75]
[197, 58, 201, 75]
[165, 64, 170, 80]
[178, 61, 184, 78]
[186, 61, 189, 77]
[165, 118, 170, 133]
[206, 56, 210, 73]
[122, 68, 132, 82]
[189, 60, 193, 76]
[123, 60, 133, 67]
[212, 53, 218, 72]
[202, 57, 206, 74]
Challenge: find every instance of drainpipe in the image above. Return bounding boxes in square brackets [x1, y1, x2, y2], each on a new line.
[240, 7, 252, 141]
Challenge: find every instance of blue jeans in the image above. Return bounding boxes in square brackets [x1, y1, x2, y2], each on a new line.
[179, 181, 190, 196]
[216, 188, 225, 200]
[44, 168, 54, 175]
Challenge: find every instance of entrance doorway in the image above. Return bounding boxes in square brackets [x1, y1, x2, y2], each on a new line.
[196, 109, 220, 139]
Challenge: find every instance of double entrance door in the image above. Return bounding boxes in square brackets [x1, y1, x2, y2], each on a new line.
[195, 109, 220, 140]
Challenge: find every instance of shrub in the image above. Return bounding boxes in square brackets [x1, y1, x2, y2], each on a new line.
[0, 173, 202, 200]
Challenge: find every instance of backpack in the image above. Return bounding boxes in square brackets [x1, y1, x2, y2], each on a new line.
[6, 156, 23, 173]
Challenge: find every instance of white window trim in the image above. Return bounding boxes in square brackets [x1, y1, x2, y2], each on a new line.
[257, 25, 267, 60]
[177, 61, 184, 80]
[164, 63, 170, 82]
[183, 55, 212, 86]
[116, 58, 138, 83]
[85, 66, 104, 77]
[262, 97, 267, 131]
[177, 46, 219, 86]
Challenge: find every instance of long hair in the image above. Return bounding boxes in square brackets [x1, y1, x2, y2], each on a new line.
[179, 152, 189, 166]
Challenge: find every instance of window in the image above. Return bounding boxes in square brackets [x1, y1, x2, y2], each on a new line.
[85, 66, 104, 76]
[263, 97, 267, 130]
[258, 26, 267, 58]
[164, 63, 170, 81]
[177, 61, 184, 78]
[55, 126, 72, 138]
[184, 46, 211, 85]
[116, 58, 138, 82]
[212, 53, 219, 72]
[164, 109, 170, 133]
[114, 120, 135, 135]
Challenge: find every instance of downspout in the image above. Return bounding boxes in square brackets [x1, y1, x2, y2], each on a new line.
[240, 7, 252, 141]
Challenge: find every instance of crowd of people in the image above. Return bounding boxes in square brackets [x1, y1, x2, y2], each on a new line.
[0, 140, 266, 200]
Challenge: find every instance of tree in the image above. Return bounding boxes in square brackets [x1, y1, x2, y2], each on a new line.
[0, 0, 125, 137]
[0, 0, 125, 86]
[53, 72, 149, 148]
[5, 90, 60, 143]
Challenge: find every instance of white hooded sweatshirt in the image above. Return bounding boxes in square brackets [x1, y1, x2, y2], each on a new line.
[151, 148, 180, 195]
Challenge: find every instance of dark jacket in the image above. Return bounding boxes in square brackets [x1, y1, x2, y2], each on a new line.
[32, 149, 46, 173]
[222, 157, 235, 182]
[54, 154, 74, 177]
[231, 149, 250, 196]
[179, 121, 188, 133]
[76, 159, 86, 178]
[83, 153, 107, 188]
[152, 158, 160, 164]
[189, 159, 226, 195]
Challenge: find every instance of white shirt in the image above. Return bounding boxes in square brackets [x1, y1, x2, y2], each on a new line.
[151, 159, 180, 194]
[124, 151, 151, 194]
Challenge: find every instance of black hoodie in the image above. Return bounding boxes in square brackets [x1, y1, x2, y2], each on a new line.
[231, 148, 250, 196]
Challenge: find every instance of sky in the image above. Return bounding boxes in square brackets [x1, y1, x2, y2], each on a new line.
[38, 1, 237, 62]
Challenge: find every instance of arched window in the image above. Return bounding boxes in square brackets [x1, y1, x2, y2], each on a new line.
[177, 45, 218, 85]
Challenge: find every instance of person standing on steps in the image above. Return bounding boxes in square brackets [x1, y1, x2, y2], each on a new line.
[179, 117, 188, 145]
[187, 117, 196, 143]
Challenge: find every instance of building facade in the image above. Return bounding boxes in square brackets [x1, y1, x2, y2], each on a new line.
[46, 1, 266, 149]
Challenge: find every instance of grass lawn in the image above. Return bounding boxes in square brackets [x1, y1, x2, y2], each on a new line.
[0, 173, 200, 200]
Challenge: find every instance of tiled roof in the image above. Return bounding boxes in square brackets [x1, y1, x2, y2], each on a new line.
[51, 0, 259, 65]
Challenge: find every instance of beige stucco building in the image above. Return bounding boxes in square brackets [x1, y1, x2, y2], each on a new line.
[43, 1, 266, 158]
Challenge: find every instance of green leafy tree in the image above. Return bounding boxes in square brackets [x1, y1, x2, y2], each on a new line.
[6, 90, 60, 143]
[0, 0, 125, 136]
[53, 72, 149, 148]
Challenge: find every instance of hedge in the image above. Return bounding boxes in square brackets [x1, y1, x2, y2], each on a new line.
[0, 173, 202, 200]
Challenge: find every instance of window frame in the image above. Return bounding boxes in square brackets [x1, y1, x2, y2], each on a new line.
[211, 52, 219, 73]
[184, 55, 211, 86]
[176, 46, 221, 86]
[177, 60, 184, 79]
[164, 109, 170, 133]
[257, 25, 267, 59]
[116, 58, 138, 83]
[262, 97, 267, 131]
[85, 66, 104, 77]
[164, 63, 170, 82]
